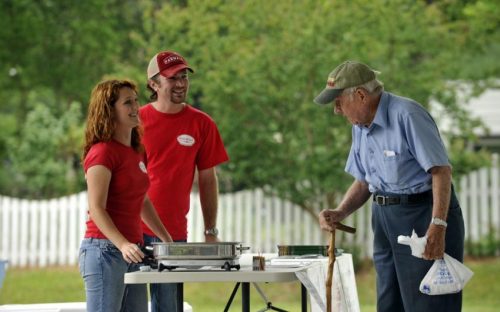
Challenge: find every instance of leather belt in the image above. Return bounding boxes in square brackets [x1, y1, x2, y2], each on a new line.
[373, 190, 432, 206]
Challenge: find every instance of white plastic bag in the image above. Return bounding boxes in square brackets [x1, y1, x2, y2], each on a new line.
[397, 230, 474, 295]
[419, 253, 474, 295]
[397, 230, 427, 258]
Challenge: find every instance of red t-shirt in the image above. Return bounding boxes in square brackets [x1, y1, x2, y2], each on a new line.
[140, 104, 229, 240]
[83, 140, 149, 244]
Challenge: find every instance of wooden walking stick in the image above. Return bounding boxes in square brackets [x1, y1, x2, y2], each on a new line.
[326, 230, 336, 312]
[326, 222, 356, 312]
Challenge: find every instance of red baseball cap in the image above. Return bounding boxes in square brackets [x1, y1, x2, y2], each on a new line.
[147, 51, 194, 79]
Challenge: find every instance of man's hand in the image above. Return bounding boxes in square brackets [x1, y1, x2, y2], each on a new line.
[423, 224, 446, 260]
[319, 209, 347, 232]
[205, 234, 220, 243]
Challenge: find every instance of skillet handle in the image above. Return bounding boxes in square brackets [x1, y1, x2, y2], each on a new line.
[236, 246, 251, 251]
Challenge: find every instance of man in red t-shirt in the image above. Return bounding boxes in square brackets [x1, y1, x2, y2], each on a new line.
[140, 50, 229, 312]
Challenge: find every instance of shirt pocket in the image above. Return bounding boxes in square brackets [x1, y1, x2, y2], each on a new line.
[381, 150, 409, 184]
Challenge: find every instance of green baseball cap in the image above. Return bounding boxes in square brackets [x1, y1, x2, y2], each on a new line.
[314, 60, 379, 105]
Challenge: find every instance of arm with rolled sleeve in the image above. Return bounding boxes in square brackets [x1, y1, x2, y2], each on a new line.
[404, 110, 452, 260]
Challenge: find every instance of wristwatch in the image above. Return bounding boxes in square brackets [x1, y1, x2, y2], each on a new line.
[431, 217, 448, 227]
[204, 227, 219, 236]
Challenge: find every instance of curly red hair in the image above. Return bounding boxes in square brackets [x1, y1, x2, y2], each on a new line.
[82, 80, 143, 162]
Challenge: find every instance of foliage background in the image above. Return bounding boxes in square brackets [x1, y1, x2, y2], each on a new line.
[1, 0, 499, 216]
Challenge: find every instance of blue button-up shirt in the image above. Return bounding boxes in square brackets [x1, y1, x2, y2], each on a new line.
[345, 92, 450, 194]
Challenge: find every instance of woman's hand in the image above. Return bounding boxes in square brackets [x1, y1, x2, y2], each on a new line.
[120, 242, 145, 264]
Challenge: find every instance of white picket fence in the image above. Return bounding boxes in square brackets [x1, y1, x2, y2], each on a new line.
[459, 154, 500, 243]
[1, 155, 499, 268]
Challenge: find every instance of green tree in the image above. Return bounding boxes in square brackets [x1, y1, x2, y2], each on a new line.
[425, 0, 500, 176]
[0, 0, 141, 112]
[436, 0, 500, 82]
[0, 0, 497, 206]
[0, 0, 143, 197]
[139, 0, 495, 218]
[7, 100, 84, 198]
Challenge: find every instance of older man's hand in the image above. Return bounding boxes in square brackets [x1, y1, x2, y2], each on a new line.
[423, 224, 446, 260]
[319, 209, 347, 232]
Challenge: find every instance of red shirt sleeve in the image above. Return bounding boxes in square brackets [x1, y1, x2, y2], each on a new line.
[196, 118, 229, 170]
[84, 143, 117, 173]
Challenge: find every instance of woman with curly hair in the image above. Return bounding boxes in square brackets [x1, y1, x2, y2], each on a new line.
[79, 79, 172, 312]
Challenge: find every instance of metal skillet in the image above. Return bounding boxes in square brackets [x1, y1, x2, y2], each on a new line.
[145, 242, 249, 271]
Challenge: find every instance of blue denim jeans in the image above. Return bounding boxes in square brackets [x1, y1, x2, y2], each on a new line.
[144, 234, 186, 312]
[79, 238, 147, 312]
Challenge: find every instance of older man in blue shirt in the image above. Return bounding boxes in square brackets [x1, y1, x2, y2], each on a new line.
[315, 61, 465, 312]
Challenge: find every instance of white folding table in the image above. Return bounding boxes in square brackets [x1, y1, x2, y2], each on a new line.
[124, 266, 309, 312]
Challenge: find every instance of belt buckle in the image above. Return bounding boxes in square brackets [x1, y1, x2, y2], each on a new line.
[375, 195, 386, 205]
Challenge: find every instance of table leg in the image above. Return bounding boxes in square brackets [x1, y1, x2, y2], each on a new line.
[224, 283, 241, 312]
[177, 283, 184, 312]
[242, 282, 250, 312]
[301, 283, 308, 312]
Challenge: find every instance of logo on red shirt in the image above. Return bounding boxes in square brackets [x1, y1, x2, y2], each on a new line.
[139, 161, 147, 173]
[177, 134, 195, 146]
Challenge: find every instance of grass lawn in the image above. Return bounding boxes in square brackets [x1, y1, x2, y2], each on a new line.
[0, 257, 499, 311]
